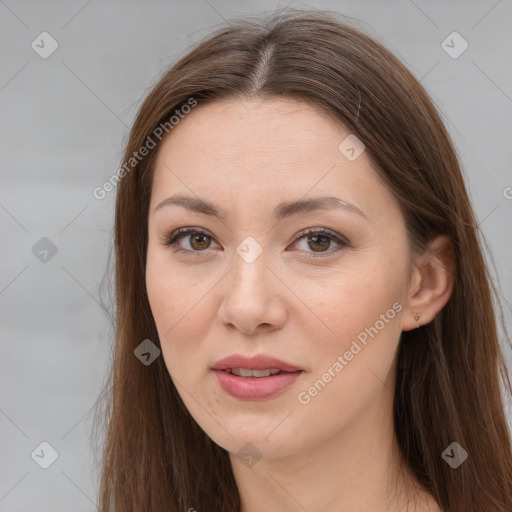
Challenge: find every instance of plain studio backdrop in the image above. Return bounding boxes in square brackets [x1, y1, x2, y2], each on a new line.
[0, 1, 511, 510]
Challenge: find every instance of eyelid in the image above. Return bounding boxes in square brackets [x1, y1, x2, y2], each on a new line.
[291, 226, 348, 246]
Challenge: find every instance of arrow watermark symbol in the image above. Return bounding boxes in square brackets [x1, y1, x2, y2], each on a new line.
[338, 134, 365, 161]
[134, 339, 161, 366]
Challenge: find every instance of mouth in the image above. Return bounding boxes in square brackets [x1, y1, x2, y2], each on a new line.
[211, 354, 303, 374]
[211, 354, 304, 399]
[212, 367, 304, 400]
[222, 368, 292, 378]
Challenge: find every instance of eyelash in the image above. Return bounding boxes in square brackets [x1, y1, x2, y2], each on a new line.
[160, 226, 349, 259]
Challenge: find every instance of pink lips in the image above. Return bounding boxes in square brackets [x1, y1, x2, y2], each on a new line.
[211, 354, 304, 400]
[212, 354, 302, 373]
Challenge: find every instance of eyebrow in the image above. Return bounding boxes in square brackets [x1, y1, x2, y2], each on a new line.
[153, 194, 367, 221]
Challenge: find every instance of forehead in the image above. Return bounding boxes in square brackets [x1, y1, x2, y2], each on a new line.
[149, 98, 396, 222]
[154, 97, 346, 170]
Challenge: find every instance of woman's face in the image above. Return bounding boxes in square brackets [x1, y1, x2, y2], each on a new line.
[145, 97, 414, 460]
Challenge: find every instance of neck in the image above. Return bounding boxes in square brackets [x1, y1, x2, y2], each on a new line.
[230, 384, 438, 512]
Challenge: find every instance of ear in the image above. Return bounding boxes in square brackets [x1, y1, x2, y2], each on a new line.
[402, 234, 455, 331]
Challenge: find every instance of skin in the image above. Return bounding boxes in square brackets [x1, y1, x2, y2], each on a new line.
[145, 97, 453, 512]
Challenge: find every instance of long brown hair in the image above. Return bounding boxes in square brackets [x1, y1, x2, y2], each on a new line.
[94, 9, 512, 511]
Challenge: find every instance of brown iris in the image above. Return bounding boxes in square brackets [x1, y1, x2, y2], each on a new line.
[189, 233, 211, 250]
[307, 234, 330, 252]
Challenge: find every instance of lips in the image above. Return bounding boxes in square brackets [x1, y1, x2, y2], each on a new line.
[211, 354, 304, 399]
[214, 369, 303, 400]
[211, 354, 302, 373]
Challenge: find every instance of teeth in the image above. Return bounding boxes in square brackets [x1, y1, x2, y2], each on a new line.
[228, 368, 282, 378]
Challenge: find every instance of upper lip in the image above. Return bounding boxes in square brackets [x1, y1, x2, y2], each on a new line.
[212, 354, 302, 373]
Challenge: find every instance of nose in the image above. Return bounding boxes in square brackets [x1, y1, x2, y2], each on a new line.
[217, 246, 287, 335]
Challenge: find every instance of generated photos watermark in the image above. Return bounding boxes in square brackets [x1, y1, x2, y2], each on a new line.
[93, 97, 198, 200]
[297, 301, 403, 405]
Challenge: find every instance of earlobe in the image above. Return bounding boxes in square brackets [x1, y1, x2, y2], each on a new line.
[402, 235, 455, 332]
[413, 311, 422, 329]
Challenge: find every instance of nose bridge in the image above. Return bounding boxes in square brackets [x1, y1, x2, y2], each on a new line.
[229, 236, 271, 300]
[219, 235, 286, 333]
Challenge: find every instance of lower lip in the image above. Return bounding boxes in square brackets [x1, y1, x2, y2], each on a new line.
[213, 370, 303, 400]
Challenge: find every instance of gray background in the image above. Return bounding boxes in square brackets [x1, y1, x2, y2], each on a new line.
[1, 0, 511, 510]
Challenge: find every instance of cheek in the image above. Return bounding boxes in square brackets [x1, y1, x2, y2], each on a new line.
[292, 266, 405, 427]
[145, 255, 207, 370]
[290, 251, 408, 409]
[146, 246, 209, 328]
[292, 259, 405, 348]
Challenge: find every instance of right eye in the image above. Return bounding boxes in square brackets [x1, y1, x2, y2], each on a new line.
[161, 227, 220, 255]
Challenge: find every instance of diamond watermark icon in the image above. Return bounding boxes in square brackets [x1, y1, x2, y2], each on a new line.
[338, 134, 365, 161]
[31, 32, 59, 59]
[236, 442, 263, 468]
[134, 339, 161, 365]
[31, 441, 59, 469]
[236, 236, 263, 264]
[32, 237, 58, 263]
[441, 441, 468, 468]
[441, 32, 468, 59]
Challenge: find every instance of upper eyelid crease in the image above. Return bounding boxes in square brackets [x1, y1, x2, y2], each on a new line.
[153, 195, 368, 221]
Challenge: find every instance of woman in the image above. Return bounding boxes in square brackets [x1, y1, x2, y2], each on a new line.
[95, 9, 512, 512]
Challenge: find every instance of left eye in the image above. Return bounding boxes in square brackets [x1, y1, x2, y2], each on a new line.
[292, 229, 347, 256]
[161, 227, 349, 258]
